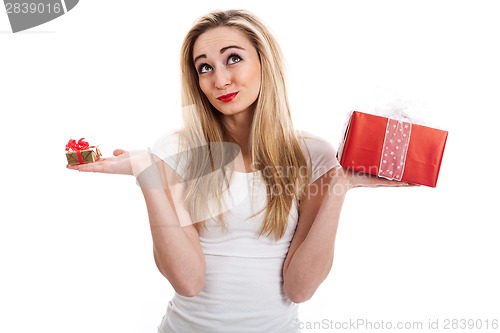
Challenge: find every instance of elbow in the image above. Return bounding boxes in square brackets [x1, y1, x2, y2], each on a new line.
[283, 256, 334, 303]
[288, 294, 312, 304]
[154, 252, 205, 297]
[175, 278, 205, 298]
[156, 263, 205, 297]
[283, 283, 315, 304]
[176, 287, 203, 298]
[286, 290, 314, 304]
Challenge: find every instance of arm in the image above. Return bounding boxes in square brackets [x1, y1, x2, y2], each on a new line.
[68, 149, 205, 297]
[140, 157, 205, 297]
[282, 166, 344, 303]
[283, 167, 411, 303]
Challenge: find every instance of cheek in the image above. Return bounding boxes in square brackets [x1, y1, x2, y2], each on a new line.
[198, 78, 212, 98]
[250, 65, 262, 92]
[238, 63, 261, 90]
[254, 68, 262, 88]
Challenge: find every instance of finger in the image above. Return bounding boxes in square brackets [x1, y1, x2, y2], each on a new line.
[66, 156, 132, 175]
[370, 179, 416, 187]
[66, 161, 107, 173]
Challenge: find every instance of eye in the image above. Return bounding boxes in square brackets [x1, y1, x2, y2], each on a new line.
[198, 63, 213, 74]
[227, 53, 242, 65]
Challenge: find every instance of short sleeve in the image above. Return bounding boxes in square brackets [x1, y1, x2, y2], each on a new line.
[300, 132, 340, 184]
[150, 130, 188, 177]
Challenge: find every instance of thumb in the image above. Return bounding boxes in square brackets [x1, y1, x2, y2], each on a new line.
[113, 149, 128, 157]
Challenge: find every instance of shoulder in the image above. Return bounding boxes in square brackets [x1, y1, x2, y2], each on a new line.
[298, 131, 337, 162]
[297, 131, 340, 183]
[151, 130, 181, 156]
[150, 130, 187, 174]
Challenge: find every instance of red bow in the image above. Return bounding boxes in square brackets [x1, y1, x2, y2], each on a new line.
[66, 138, 90, 152]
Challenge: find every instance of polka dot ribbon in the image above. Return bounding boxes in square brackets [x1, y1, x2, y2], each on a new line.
[378, 117, 412, 181]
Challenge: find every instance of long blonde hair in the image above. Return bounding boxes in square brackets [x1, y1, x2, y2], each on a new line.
[179, 9, 310, 240]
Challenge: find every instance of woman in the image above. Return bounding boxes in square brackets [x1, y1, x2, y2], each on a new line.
[68, 9, 407, 333]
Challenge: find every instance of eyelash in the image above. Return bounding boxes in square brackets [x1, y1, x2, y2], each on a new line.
[197, 53, 243, 74]
[227, 53, 242, 65]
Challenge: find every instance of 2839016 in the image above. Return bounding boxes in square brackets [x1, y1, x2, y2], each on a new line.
[5, 2, 62, 14]
[443, 319, 498, 330]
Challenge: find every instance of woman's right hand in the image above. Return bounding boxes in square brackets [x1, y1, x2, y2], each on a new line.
[66, 149, 152, 177]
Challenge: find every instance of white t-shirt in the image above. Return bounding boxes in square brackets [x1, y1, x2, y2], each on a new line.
[152, 131, 339, 333]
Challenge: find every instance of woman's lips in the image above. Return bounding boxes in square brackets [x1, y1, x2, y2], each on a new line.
[217, 92, 238, 103]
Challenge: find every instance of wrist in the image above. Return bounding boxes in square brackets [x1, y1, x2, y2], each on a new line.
[130, 149, 154, 177]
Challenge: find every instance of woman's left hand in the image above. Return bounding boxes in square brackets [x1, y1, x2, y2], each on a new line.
[330, 167, 417, 191]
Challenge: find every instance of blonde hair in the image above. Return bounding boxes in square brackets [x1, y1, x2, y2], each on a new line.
[179, 9, 310, 240]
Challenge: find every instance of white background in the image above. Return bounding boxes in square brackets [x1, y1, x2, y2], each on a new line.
[1, 1, 499, 332]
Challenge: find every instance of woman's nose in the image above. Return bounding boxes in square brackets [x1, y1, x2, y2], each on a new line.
[214, 67, 231, 90]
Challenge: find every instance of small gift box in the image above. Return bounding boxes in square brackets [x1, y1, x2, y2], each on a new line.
[65, 138, 101, 165]
[338, 111, 448, 187]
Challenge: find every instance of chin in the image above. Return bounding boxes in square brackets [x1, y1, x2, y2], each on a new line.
[216, 104, 248, 116]
[217, 109, 244, 116]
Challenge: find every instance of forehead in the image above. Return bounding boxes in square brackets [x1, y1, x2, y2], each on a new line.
[193, 26, 253, 58]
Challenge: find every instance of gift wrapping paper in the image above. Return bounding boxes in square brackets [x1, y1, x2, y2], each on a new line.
[338, 111, 448, 187]
[65, 138, 101, 165]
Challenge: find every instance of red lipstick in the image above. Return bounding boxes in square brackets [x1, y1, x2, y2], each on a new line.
[217, 92, 238, 103]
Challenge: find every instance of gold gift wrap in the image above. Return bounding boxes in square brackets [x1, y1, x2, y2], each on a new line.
[66, 148, 100, 165]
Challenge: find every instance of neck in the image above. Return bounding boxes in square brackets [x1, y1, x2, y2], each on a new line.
[221, 111, 253, 154]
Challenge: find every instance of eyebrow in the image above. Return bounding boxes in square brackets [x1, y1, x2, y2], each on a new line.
[193, 45, 246, 64]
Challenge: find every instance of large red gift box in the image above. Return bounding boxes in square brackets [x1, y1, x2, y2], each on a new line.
[338, 111, 448, 187]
